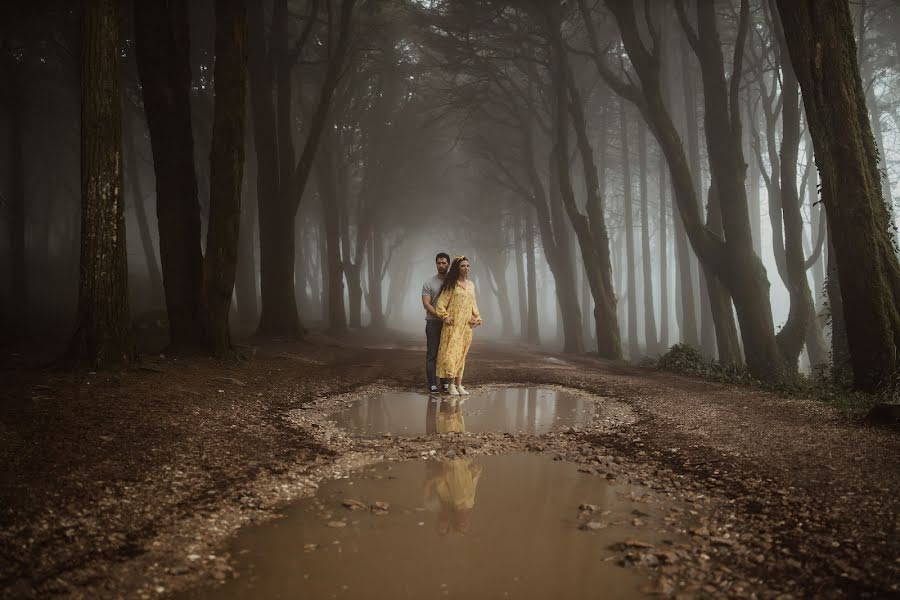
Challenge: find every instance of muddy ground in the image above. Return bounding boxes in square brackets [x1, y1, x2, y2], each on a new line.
[1, 329, 898, 599]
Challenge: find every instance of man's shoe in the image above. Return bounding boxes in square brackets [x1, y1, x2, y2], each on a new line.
[448, 384, 460, 396]
[457, 385, 470, 396]
[429, 385, 439, 394]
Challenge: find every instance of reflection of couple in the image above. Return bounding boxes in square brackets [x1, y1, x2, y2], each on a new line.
[423, 400, 480, 534]
[421, 254, 483, 396]
[425, 398, 466, 434]
[423, 458, 483, 535]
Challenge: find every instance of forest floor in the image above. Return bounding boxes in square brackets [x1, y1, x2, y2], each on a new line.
[1, 329, 898, 599]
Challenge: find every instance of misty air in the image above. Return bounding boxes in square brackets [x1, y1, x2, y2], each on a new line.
[1, 1, 898, 598]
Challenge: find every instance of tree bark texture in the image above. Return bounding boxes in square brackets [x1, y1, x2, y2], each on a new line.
[776, 0, 900, 391]
[134, 0, 205, 349]
[9, 65, 27, 316]
[70, 0, 132, 366]
[203, 0, 248, 355]
[248, 0, 301, 336]
[805, 139, 829, 369]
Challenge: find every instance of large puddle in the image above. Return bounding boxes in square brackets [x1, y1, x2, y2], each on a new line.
[182, 454, 668, 599]
[332, 388, 596, 437]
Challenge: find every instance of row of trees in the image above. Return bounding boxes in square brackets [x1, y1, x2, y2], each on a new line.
[411, 0, 900, 391]
[5, 0, 900, 393]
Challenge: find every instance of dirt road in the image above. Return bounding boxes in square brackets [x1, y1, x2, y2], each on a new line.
[1, 332, 897, 598]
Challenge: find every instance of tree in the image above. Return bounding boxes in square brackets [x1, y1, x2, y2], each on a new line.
[69, 0, 132, 366]
[203, 0, 248, 355]
[134, 0, 205, 350]
[775, 0, 900, 391]
[589, 0, 785, 380]
[544, 1, 620, 358]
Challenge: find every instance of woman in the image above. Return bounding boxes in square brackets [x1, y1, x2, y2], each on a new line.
[434, 256, 483, 396]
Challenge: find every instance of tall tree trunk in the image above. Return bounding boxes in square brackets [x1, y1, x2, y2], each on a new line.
[547, 148, 584, 353]
[486, 250, 514, 336]
[339, 176, 363, 328]
[9, 69, 26, 317]
[70, 0, 132, 366]
[704, 181, 742, 364]
[316, 132, 347, 330]
[134, 0, 205, 349]
[367, 224, 385, 328]
[514, 211, 528, 338]
[858, 0, 895, 219]
[525, 207, 540, 343]
[776, 0, 900, 391]
[826, 237, 851, 382]
[620, 100, 639, 359]
[249, 0, 301, 336]
[770, 10, 815, 368]
[318, 217, 328, 315]
[123, 110, 164, 306]
[597, 0, 786, 380]
[659, 153, 670, 350]
[747, 102, 762, 258]
[638, 121, 658, 353]
[203, 0, 248, 355]
[235, 132, 259, 326]
[345, 261, 363, 328]
[688, 0, 784, 378]
[805, 139, 829, 368]
[680, 33, 711, 354]
[517, 111, 583, 353]
[547, 31, 619, 358]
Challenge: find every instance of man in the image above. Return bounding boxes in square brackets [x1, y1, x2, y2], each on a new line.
[422, 252, 450, 394]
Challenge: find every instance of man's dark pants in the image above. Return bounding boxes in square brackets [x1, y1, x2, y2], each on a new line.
[425, 320, 444, 389]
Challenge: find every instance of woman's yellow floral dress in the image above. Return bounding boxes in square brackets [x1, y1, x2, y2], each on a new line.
[434, 282, 482, 379]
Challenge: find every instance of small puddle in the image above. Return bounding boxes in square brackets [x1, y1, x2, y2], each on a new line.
[182, 454, 668, 599]
[333, 388, 595, 437]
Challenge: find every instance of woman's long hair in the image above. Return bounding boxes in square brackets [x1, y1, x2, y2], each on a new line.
[440, 256, 468, 296]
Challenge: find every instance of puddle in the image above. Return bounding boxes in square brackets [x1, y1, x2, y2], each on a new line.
[333, 388, 596, 437]
[181, 454, 668, 599]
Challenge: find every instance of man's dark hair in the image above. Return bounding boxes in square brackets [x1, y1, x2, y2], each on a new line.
[436, 252, 450, 262]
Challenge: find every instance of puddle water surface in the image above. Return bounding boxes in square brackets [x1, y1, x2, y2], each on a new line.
[182, 454, 668, 599]
[333, 388, 595, 437]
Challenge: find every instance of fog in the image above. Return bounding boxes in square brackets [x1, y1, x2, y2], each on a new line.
[2, 0, 899, 371]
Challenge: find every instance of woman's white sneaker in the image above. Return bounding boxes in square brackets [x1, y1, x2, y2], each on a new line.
[448, 384, 460, 396]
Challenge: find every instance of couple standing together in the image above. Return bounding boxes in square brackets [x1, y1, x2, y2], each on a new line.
[421, 254, 483, 396]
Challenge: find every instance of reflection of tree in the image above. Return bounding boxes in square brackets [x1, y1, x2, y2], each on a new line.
[423, 459, 483, 535]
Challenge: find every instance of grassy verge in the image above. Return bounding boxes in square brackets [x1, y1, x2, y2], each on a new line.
[641, 344, 885, 419]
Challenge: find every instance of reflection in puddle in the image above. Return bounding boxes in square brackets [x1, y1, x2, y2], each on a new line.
[335, 388, 595, 437]
[181, 454, 661, 599]
[423, 458, 483, 535]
